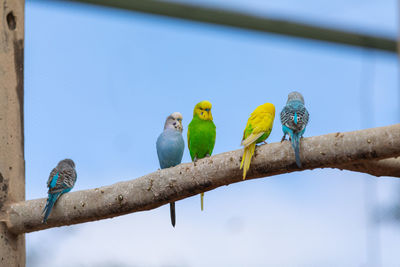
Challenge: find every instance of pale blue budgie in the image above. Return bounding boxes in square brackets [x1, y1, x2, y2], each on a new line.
[156, 112, 184, 227]
[280, 91, 309, 168]
[43, 159, 77, 223]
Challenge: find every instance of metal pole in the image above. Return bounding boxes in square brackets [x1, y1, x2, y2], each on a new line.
[0, 0, 25, 265]
[67, 0, 397, 53]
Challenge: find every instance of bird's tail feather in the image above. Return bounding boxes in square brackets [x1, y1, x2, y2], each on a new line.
[200, 193, 204, 211]
[42, 192, 61, 223]
[291, 133, 302, 168]
[240, 143, 256, 180]
[170, 202, 176, 227]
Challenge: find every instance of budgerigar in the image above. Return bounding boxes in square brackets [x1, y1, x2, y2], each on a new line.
[240, 103, 275, 180]
[187, 100, 216, 211]
[43, 159, 77, 223]
[156, 112, 185, 227]
[280, 91, 309, 168]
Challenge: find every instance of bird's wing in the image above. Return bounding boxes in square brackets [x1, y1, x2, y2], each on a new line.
[254, 112, 274, 133]
[300, 106, 309, 127]
[47, 168, 58, 189]
[281, 103, 309, 132]
[48, 168, 76, 194]
[241, 111, 273, 147]
[59, 168, 77, 189]
[241, 132, 264, 147]
[280, 105, 294, 127]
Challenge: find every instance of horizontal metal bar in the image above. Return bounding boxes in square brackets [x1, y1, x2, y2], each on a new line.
[66, 0, 397, 53]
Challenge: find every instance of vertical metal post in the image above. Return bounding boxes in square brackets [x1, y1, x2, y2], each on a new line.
[0, 0, 25, 266]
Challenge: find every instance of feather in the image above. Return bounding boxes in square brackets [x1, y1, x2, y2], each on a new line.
[43, 159, 77, 223]
[240, 143, 256, 180]
[240, 103, 275, 180]
[292, 133, 302, 167]
[170, 202, 176, 227]
[200, 193, 204, 211]
[156, 117, 185, 227]
[42, 192, 61, 223]
[188, 101, 216, 211]
[241, 132, 265, 147]
[280, 92, 309, 168]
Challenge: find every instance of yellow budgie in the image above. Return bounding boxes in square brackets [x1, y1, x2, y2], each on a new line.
[240, 103, 275, 180]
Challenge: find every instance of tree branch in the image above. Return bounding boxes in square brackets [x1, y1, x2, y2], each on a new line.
[340, 157, 400, 177]
[4, 124, 400, 234]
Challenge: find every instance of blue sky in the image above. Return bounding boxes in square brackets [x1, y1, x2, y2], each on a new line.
[25, 0, 399, 266]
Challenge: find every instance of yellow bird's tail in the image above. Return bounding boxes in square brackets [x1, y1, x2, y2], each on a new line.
[240, 143, 256, 180]
[200, 193, 204, 211]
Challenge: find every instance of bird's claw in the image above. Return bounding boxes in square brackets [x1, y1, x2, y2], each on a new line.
[193, 157, 199, 167]
[254, 146, 259, 157]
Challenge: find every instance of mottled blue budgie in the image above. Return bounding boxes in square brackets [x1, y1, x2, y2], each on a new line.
[43, 159, 77, 223]
[156, 112, 184, 227]
[280, 91, 309, 168]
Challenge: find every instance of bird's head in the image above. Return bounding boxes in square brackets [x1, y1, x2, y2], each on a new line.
[164, 112, 183, 132]
[193, 100, 213, 121]
[287, 91, 305, 104]
[259, 102, 276, 116]
[58, 159, 75, 168]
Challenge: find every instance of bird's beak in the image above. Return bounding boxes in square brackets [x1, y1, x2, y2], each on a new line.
[207, 110, 212, 120]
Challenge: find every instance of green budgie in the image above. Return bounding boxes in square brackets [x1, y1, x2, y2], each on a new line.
[187, 100, 216, 211]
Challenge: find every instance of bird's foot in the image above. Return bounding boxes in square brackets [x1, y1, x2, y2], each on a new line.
[280, 135, 286, 143]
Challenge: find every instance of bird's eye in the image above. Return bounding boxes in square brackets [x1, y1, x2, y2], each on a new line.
[205, 108, 210, 111]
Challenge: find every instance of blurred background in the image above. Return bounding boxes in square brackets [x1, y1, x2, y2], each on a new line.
[25, 0, 399, 266]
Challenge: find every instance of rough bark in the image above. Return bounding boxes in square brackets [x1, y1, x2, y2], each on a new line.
[0, 0, 25, 265]
[4, 124, 400, 234]
[340, 157, 400, 177]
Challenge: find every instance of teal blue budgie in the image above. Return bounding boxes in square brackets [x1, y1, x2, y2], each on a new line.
[156, 112, 184, 227]
[43, 159, 77, 223]
[280, 91, 309, 168]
